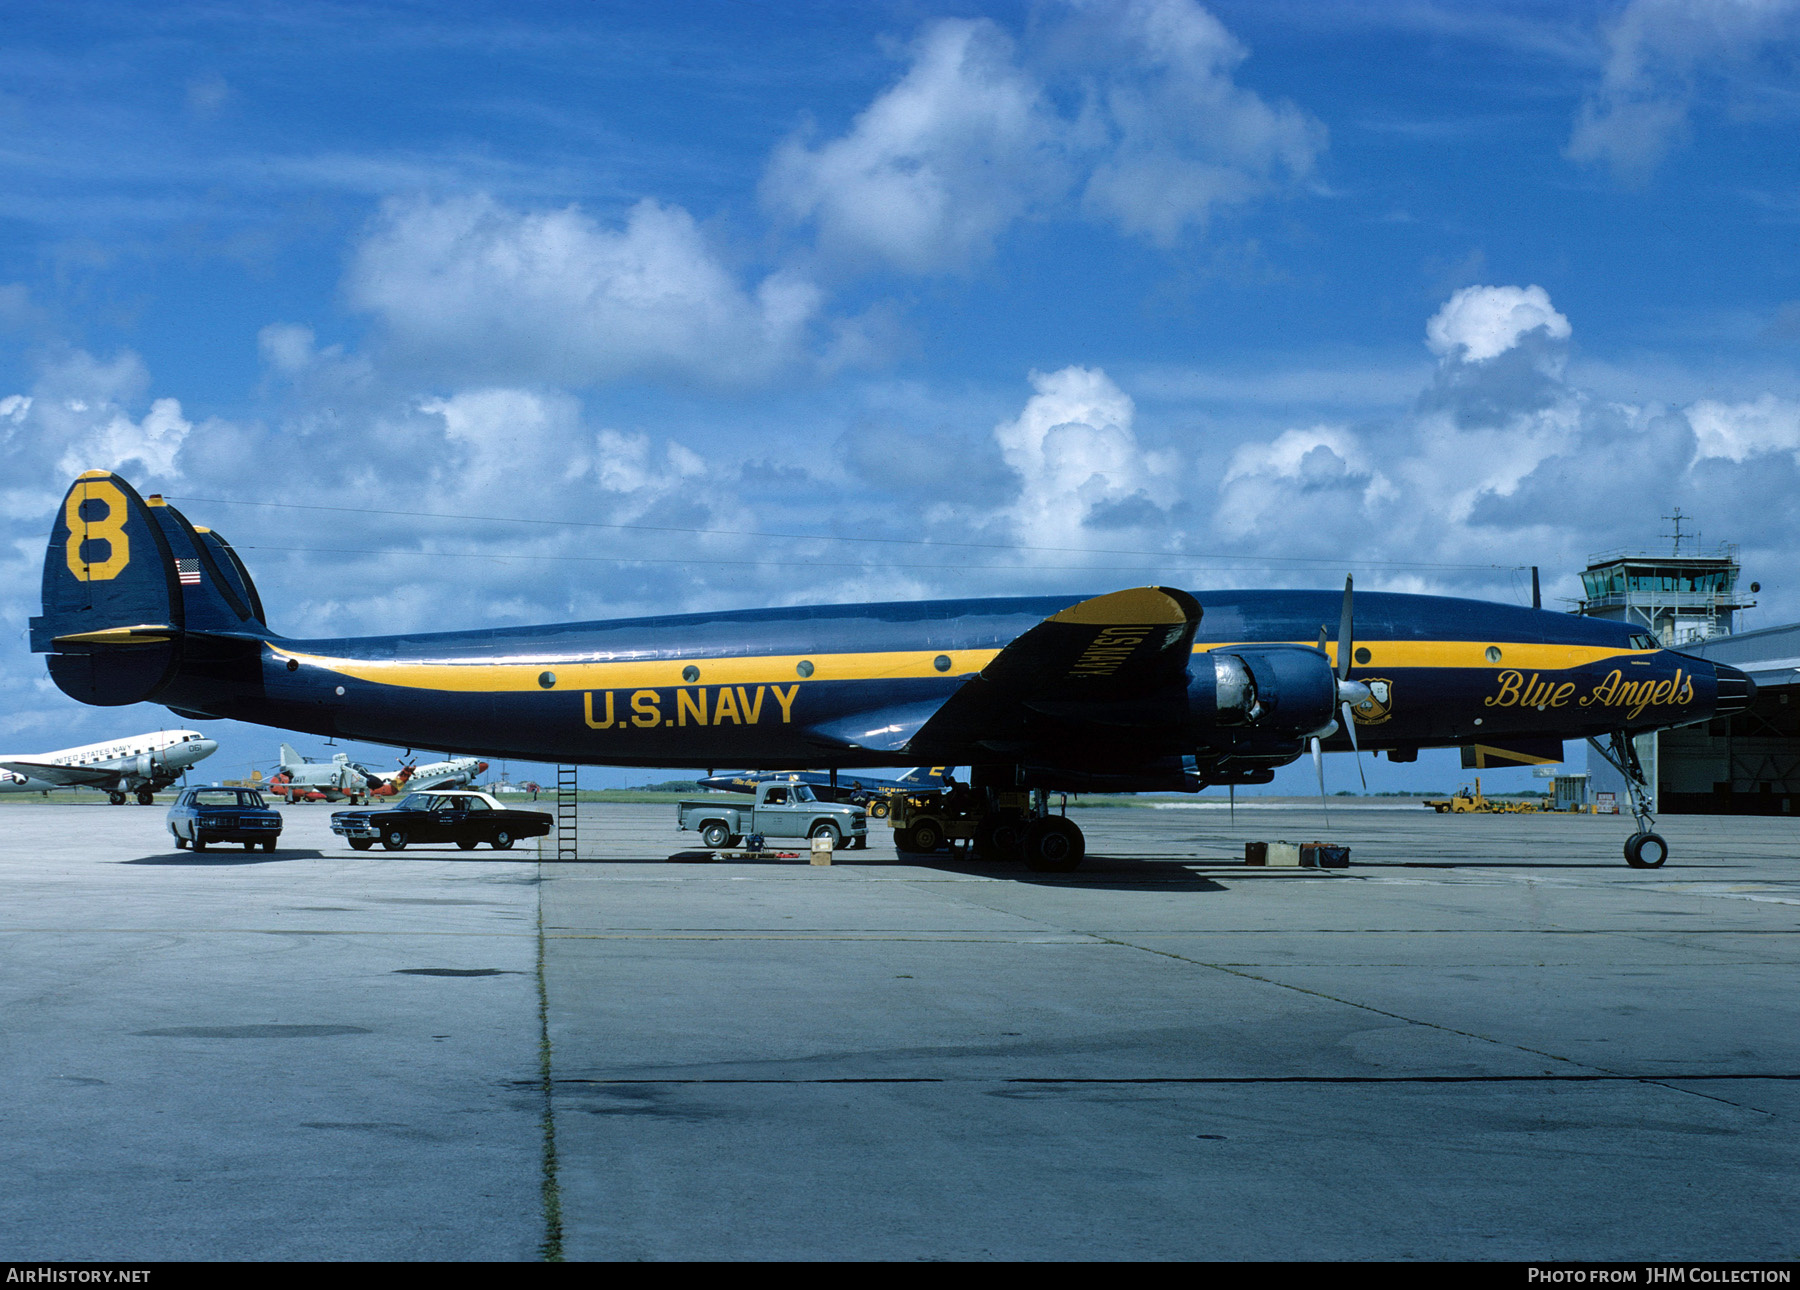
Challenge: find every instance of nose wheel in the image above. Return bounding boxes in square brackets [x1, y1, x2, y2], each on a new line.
[1590, 732, 1669, 868]
[1624, 832, 1668, 869]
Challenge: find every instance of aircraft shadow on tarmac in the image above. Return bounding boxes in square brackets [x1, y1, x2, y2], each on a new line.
[123, 850, 329, 866]
[661, 848, 1231, 890]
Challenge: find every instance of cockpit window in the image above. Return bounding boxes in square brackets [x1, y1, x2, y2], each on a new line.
[1629, 633, 1658, 650]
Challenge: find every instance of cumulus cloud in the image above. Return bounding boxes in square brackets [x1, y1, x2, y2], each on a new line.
[993, 365, 1178, 550]
[347, 195, 821, 387]
[763, 20, 1066, 273]
[763, 1, 1322, 272]
[1687, 393, 1800, 462]
[417, 388, 591, 497]
[1425, 284, 1572, 364]
[0, 350, 194, 506]
[1075, 0, 1325, 246]
[1567, 0, 1800, 184]
[1208, 283, 1800, 607]
[1217, 425, 1394, 537]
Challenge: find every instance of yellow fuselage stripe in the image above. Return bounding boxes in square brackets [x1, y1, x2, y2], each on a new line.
[270, 640, 1654, 694]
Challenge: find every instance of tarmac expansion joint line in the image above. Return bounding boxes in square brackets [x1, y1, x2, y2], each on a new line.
[522, 1073, 1799, 1087]
[1086, 933, 1782, 1116]
[535, 869, 564, 1263]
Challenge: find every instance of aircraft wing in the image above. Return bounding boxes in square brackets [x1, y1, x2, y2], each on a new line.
[813, 587, 1203, 755]
[0, 759, 126, 788]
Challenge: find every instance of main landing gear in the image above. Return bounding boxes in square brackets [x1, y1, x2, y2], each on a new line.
[891, 781, 1088, 871]
[1588, 731, 1667, 869]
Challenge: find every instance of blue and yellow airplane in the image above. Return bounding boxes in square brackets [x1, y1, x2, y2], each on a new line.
[696, 766, 949, 805]
[31, 471, 1754, 870]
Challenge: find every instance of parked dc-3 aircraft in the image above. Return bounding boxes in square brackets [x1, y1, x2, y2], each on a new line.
[31, 472, 1755, 867]
[0, 727, 216, 804]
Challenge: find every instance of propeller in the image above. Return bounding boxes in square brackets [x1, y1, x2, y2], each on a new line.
[1312, 734, 1329, 828]
[1309, 575, 1373, 822]
[1336, 575, 1369, 791]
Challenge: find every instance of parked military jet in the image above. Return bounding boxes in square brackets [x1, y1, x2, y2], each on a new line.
[0, 727, 216, 804]
[266, 743, 374, 804]
[30, 472, 1755, 867]
[366, 754, 488, 797]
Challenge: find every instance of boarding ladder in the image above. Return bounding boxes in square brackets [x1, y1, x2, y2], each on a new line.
[555, 765, 579, 860]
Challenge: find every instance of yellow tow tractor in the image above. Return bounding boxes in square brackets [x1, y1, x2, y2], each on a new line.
[1423, 777, 1541, 814]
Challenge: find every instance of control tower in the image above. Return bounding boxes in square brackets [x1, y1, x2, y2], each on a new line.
[1576, 509, 1755, 646]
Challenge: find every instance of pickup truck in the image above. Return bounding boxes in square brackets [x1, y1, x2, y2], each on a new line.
[677, 782, 867, 850]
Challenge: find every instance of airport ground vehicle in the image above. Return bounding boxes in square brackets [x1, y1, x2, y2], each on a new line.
[1423, 777, 1540, 814]
[696, 767, 949, 818]
[677, 781, 867, 849]
[329, 790, 551, 852]
[886, 783, 1081, 869]
[166, 785, 283, 852]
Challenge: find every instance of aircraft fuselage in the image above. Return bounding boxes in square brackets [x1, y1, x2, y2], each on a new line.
[154, 590, 1715, 771]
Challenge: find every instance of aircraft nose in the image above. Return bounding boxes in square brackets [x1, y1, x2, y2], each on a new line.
[196, 738, 218, 757]
[1713, 663, 1756, 718]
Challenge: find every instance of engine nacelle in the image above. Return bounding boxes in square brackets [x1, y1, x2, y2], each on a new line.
[1187, 646, 1338, 745]
[134, 752, 153, 780]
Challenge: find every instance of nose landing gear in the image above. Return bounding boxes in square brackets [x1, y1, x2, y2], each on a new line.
[1589, 731, 1667, 868]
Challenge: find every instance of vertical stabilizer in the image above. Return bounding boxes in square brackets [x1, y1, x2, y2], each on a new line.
[30, 472, 184, 705]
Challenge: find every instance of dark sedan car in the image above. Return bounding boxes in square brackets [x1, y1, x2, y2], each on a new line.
[167, 786, 284, 852]
[330, 790, 551, 852]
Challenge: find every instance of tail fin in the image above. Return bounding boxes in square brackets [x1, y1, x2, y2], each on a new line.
[896, 766, 950, 786]
[280, 743, 302, 769]
[186, 521, 268, 628]
[31, 472, 184, 705]
[30, 472, 270, 706]
[141, 492, 268, 634]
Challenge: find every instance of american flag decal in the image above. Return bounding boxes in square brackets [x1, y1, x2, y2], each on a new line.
[176, 559, 201, 586]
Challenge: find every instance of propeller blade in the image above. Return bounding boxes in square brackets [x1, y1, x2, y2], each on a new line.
[1312, 735, 1329, 828]
[1338, 574, 1355, 680]
[1342, 701, 1368, 790]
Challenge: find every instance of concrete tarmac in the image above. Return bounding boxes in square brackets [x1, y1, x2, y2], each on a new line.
[2, 798, 1797, 1260]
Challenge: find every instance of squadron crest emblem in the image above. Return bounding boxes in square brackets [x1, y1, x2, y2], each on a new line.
[1351, 678, 1393, 725]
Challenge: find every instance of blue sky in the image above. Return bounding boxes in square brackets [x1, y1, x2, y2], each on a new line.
[3, 0, 1798, 794]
